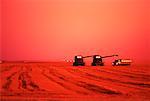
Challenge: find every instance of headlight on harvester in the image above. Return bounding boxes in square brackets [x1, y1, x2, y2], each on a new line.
[96, 56, 101, 58]
[77, 56, 82, 58]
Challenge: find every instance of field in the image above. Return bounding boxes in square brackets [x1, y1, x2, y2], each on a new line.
[0, 62, 150, 101]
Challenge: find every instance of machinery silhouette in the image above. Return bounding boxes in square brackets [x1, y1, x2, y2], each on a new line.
[73, 55, 85, 66]
[73, 54, 118, 66]
[112, 59, 132, 66]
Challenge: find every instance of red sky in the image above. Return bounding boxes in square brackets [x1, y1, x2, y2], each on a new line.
[1, 0, 150, 64]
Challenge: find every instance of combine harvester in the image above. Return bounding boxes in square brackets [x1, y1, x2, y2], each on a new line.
[73, 54, 118, 66]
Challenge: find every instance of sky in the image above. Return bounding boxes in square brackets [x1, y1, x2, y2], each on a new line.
[1, 0, 150, 64]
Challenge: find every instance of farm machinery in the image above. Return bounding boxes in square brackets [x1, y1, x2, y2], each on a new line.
[73, 54, 118, 66]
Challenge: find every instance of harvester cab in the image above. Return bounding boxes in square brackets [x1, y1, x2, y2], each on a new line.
[91, 55, 103, 66]
[73, 55, 85, 66]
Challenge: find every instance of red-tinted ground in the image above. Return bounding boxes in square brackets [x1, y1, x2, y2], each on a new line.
[0, 62, 150, 101]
